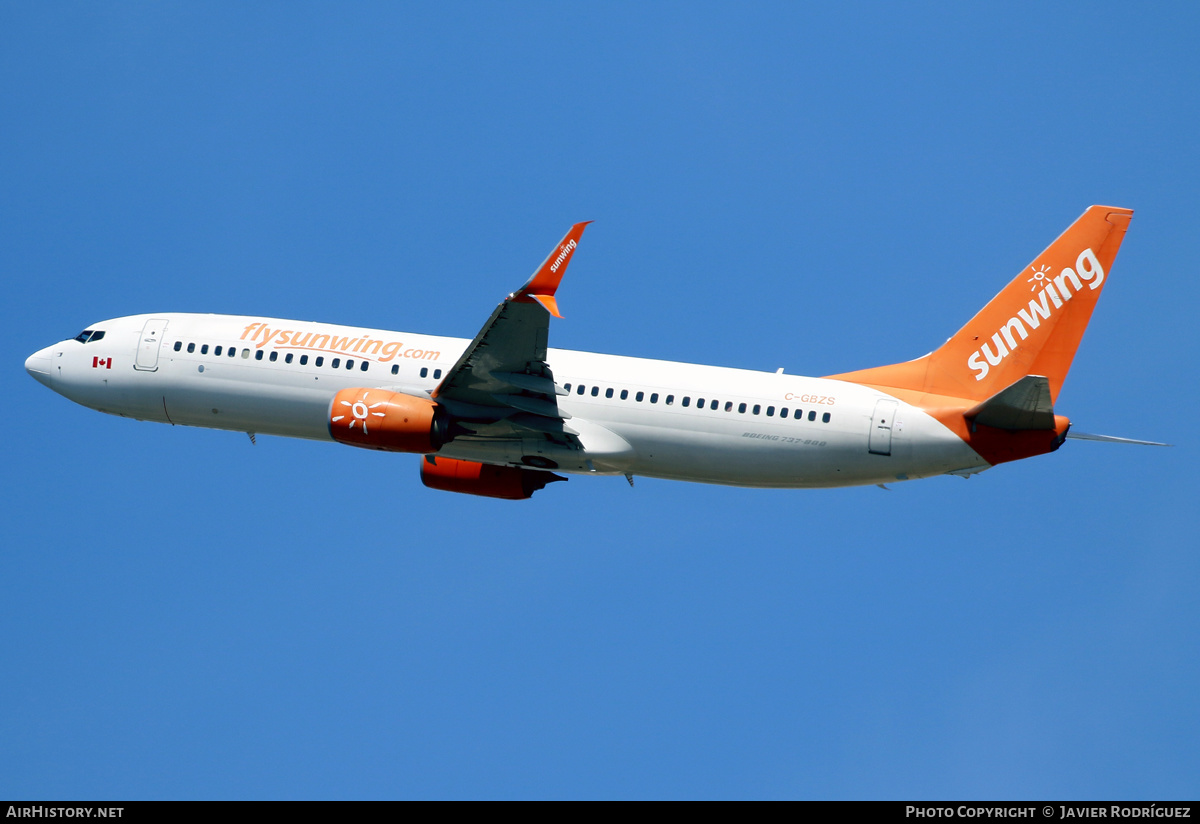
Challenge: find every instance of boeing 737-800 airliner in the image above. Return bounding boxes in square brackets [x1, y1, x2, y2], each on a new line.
[25, 206, 1159, 499]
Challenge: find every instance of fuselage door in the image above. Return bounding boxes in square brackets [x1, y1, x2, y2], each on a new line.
[868, 399, 898, 456]
[134, 317, 169, 372]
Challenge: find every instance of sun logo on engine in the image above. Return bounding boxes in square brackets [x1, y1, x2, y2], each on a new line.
[1027, 264, 1051, 291]
[332, 390, 387, 434]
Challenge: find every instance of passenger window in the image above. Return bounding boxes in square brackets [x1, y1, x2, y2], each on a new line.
[301, 355, 309, 365]
[809, 410, 817, 421]
[780, 408, 788, 418]
[346, 359, 354, 370]
[187, 343, 195, 353]
[793, 408, 802, 420]
[577, 384, 586, 395]
[620, 389, 628, 400]
[822, 412, 831, 423]
[710, 400, 718, 410]
[241, 349, 250, 359]
[173, 341, 182, 352]
[724, 401, 733, 412]
[434, 369, 442, 378]
[738, 402, 747, 413]
[605, 388, 614, 398]
[331, 358, 340, 368]
[767, 406, 775, 417]
[269, 351, 278, 362]
[214, 345, 222, 356]
[666, 395, 674, 405]
[229, 348, 236, 358]
[285, 353, 293, 364]
[752, 404, 761, 415]
[361, 361, 369, 372]
[391, 364, 398, 375]
[255, 350, 264, 361]
[682, 397, 690, 407]
[650, 393, 658, 403]
[420, 367, 428, 378]
[591, 386, 599, 397]
[564, 383, 571, 391]
[315, 356, 323, 367]
[635, 391, 644, 402]
[696, 398, 705, 408]
[201, 344, 209, 355]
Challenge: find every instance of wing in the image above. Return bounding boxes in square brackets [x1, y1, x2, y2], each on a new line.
[432, 222, 591, 447]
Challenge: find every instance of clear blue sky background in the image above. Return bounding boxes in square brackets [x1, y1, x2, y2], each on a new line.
[3, 2, 1197, 800]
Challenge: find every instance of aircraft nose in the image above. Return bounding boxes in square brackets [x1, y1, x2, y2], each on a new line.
[25, 346, 55, 388]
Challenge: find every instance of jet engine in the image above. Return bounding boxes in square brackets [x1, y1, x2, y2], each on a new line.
[328, 388, 448, 453]
[420, 455, 565, 500]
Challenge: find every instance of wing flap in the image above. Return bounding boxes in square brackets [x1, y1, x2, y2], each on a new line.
[492, 371, 567, 396]
[494, 393, 570, 420]
[508, 412, 579, 436]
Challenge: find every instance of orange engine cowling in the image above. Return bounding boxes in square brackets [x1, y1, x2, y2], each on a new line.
[329, 388, 448, 453]
[420, 456, 565, 500]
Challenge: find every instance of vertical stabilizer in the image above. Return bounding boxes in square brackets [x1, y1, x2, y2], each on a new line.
[827, 206, 1133, 404]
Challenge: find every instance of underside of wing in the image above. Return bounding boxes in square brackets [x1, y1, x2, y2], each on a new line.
[432, 222, 591, 451]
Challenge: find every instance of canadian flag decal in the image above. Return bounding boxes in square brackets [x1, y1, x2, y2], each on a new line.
[93, 356, 112, 369]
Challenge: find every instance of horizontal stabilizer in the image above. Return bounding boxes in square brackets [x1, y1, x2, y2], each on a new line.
[1066, 431, 1172, 446]
[965, 375, 1055, 431]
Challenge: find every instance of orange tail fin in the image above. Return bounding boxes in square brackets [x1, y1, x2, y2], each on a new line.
[827, 205, 1133, 404]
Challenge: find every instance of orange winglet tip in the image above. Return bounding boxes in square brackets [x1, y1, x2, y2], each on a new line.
[517, 221, 592, 311]
[529, 293, 562, 318]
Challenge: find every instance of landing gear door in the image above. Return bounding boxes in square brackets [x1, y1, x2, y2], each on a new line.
[869, 399, 898, 456]
[134, 318, 169, 372]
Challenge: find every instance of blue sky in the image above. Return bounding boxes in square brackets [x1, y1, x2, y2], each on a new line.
[2, 2, 1197, 799]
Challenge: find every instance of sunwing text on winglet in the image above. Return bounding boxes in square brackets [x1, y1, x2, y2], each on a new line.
[514, 220, 592, 318]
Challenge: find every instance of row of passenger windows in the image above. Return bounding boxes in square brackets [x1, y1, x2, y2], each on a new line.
[172, 340, 443, 379]
[168, 339, 820, 421]
[561, 382, 833, 423]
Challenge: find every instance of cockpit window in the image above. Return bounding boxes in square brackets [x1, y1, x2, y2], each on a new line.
[73, 330, 105, 343]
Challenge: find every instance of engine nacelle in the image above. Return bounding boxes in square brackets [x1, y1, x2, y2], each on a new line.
[329, 388, 448, 453]
[420, 456, 565, 500]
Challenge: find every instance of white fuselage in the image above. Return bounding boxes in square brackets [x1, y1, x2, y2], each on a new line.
[26, 313, 986, 488]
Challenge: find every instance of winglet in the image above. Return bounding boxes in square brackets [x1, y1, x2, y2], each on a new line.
[515, 221, 592, 318]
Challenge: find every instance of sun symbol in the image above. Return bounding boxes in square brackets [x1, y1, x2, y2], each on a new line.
[331, 390, 387, 434]
[1027, 264, 1051, 291]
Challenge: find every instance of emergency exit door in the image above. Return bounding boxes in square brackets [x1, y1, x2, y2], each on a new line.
[868, 399, 898, 456]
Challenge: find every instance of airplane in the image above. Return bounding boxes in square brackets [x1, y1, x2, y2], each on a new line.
[24, 205, 1164, 499]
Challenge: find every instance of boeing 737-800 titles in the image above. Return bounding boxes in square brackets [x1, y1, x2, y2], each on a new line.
[25, 206, 1161, 499]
